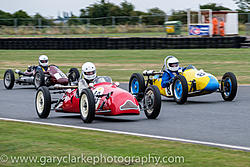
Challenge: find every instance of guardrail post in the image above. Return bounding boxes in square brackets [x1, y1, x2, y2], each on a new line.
[38, 18, 42, 30]
[14, 18, 18, 33]
[139, 16, 142, 24]
[112, 16, 115, 28]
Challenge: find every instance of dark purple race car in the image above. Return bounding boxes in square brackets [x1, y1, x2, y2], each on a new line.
[3, 65, 79, 89]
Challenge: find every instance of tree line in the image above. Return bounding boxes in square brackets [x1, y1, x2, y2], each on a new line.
[0, 0, 248, 26]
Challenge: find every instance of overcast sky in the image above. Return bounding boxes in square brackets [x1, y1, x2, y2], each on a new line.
[1, 0, 238, 18]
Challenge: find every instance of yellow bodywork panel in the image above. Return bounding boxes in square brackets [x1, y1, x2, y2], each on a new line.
[152, 78, 167, 96]
[152, 69, 218, 97]
[182, 69, 211, 91]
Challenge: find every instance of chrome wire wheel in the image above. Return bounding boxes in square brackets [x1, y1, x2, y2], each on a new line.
[3, 69, 15, 89]
[35, 72, 41, 88]
[4, 72, 11, 87]
[144, 90, 154, 114]
[143, 85, 161, 119]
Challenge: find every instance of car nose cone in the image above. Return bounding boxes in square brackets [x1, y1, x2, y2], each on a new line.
[204, 76, 219, 91]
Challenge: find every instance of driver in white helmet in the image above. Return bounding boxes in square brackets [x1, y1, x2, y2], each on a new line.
[78, 62, 97, 91]
[161, 56, 182, 88]
[81, 62, 96, 83]
[37, 55, 49, 72]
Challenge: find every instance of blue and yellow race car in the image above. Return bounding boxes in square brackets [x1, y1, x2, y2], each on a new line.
[129, 65, 237, 104]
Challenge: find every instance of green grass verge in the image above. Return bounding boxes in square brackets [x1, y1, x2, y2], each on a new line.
[0, 120, 250, 167]
[0, 49, 250, 83]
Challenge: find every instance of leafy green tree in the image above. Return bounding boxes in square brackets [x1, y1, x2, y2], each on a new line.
[168, 10, 187, 24]
[33, 13, 53, 26]
[78, 0, 167, 25]
[144, 8, 166, 25]
[233, 0, 249, 23]
[233, 0, 250, 12]
[115, 1, 136, 25]
[12, 10, 31, 25]
[68, 13, 82, 25]
[120, 1, 134, 16]
[84, 0, 121, 25]
[200, 3, 231, 11]
[0, 10, 13, 26]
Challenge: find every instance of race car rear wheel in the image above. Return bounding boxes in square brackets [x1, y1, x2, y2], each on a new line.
[143, 85, 161, 119]
[34, 70, 45, 89]
[35, 86, 51, 118]
[221, 72, 237, 101]
[68, 68, 80, 85]
[79, 89, 96, 123]
[4, 69, 15, 89]
[172, 75, 188, 104]
[129, 73, 145, 102]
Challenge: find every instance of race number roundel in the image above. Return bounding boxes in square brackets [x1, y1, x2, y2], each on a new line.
[195, 71, 207, 78]
[92, 87, 104, 109]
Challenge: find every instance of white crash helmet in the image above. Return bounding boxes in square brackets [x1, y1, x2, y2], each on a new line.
[165, 56, 179, 72]
[81, 62, 96, 81]
[39, 55, 49, 67]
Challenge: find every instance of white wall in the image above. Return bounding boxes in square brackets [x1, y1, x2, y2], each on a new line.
[225, 13, 238, 35]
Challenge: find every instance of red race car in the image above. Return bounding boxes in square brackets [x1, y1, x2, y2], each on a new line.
[35, 76, 161, 123]
[3, 65, 79, 89]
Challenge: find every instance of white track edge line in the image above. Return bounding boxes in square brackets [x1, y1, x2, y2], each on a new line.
[0, 117, 250, 151]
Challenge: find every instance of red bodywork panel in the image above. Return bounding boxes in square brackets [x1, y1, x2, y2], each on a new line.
[56, 82, 140, 116]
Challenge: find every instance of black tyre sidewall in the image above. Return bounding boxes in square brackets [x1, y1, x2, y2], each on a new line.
[68, 68, 80, 84]
[221, 72, 237, 101]
[79, 89, 96, 123]
[144, 85, 161, 119]
[4, 69, 15, 89]
[129, 73, 145, 102]
[34, 70, 45, 89]
[35, 86, 51, 118]
[172, 75, 188, 104]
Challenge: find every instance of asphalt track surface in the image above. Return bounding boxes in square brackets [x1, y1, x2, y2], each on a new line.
[1, 81, 250, 149]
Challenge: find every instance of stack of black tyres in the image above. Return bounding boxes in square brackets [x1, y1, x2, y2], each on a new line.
[0, 36, 246, 49]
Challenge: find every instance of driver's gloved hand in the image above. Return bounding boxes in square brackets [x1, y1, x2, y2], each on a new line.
[27, 66, 32, 72]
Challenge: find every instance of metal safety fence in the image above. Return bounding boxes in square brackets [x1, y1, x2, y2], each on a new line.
[0, 13, 249, 36]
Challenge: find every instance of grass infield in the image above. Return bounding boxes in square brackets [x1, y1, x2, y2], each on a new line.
[0, 49, 250, 83]
[0, 120, 250, 167]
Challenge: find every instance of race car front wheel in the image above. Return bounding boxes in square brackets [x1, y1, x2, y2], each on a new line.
[35, 86, 51, 118]
[143, 85, 161, 119]
[221, 72, 237, 101]
[79, 89, 96, 123]
[172, 75, 188, 104]
[68, 68, 80, 85]
[129, 73, 145, 102]
[4, 69, 15, 89]
[34, 70, 45, 89]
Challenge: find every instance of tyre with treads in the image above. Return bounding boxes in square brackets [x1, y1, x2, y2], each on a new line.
[79, 88, 96, 123]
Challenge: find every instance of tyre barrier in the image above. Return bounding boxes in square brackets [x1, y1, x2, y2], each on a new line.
[0, 36, 246, 50]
